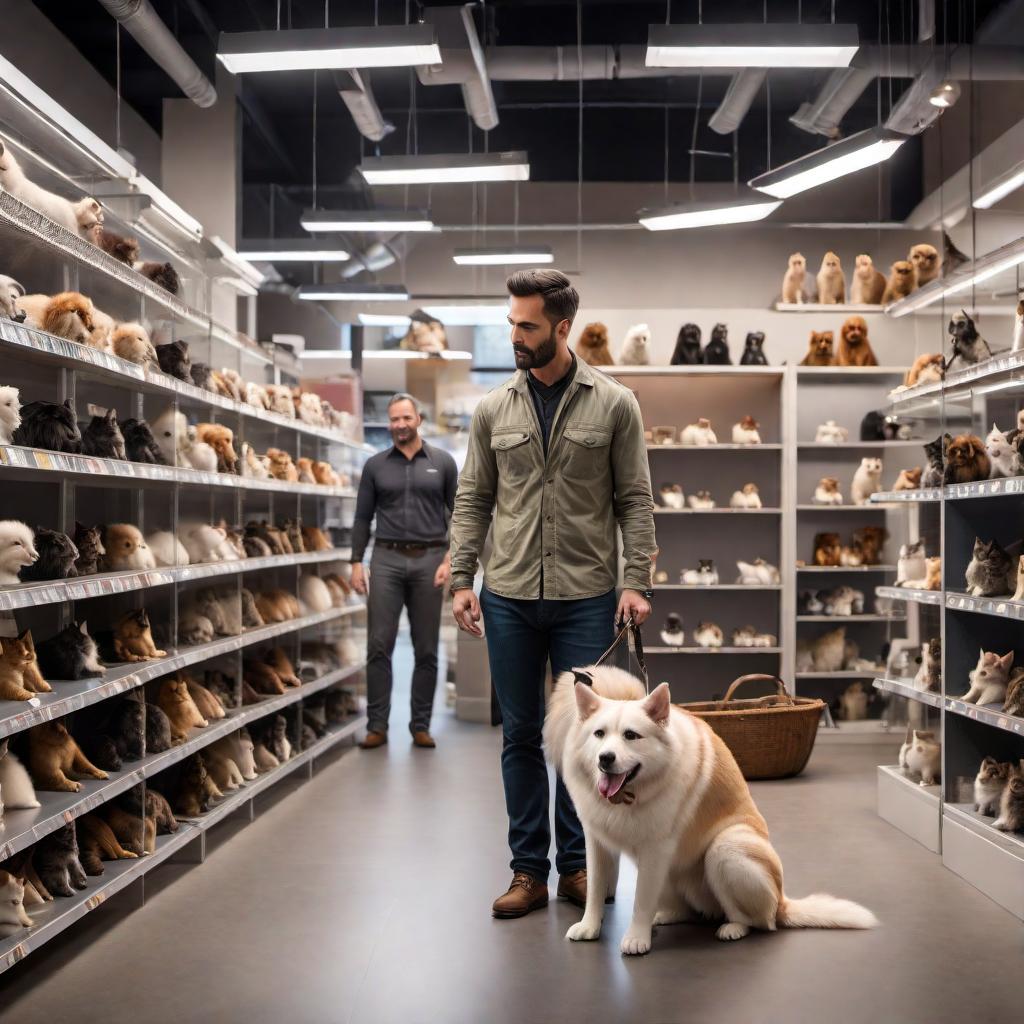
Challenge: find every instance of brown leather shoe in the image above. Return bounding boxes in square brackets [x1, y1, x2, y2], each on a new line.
[359, 731, 387, 749]
[492, 872, 549, 919]
[412, 730, 436, 748]
[557, 869, 588, 908]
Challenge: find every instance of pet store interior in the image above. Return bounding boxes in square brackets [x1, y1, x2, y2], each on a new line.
[0, 0, 1021, 1020]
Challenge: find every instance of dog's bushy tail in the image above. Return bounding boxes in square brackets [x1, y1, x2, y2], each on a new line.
[778, 894, 878, 930]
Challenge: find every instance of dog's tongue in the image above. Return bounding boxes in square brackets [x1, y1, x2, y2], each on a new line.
[599, 771, 628, 800]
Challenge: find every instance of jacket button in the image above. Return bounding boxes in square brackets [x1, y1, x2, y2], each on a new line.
[585, 438, 594, 446]
[547, 478, 554, 484]
[546, 515, 553, 522]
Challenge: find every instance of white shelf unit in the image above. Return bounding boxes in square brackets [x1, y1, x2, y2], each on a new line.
[0, 100, 373, 970]
[605, 365, 791, 697]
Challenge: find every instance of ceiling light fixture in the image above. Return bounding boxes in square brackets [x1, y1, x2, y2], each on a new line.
[646, 23, 859, 69]
[452, 245, 553, 265]
[638, 196, 782, 231]
[973, 161, 1024, 210]
[420, 304, 510, 326]
[217, 25, 441, 74]
[357, 313, 412, 326]
[359, 151, 530, 185]
[300, 208, 435, 232]
[238, 240, 350, 262]
[928, 80, 962, 108]
[749, 127, 909, 199]
[296, 284, 410, 302]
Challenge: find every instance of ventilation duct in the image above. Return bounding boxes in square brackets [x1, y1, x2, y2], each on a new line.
[485, 45, 618, 80]
[708, 69, 767, 134]
[790, 67, 876, 137]
[885, 58, 946, 136]
[341, 242, 397, 278]
[335, 70, 394, 142]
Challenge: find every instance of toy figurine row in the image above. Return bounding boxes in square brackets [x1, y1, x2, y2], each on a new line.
[658, 482, 764, 510]
[658, 614, 777, 650]
[918, 414, 1024, 488]
[895, 309, 1006, 394]
[647, 416, 763, 447]
[653, 558, 781, 587]
[575, 321, 768, 367]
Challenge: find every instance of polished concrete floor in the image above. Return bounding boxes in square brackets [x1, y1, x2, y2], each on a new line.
[0, 643, 1019, 1024]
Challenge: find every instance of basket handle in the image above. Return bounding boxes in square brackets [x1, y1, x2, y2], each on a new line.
[722, 674, 791, 703]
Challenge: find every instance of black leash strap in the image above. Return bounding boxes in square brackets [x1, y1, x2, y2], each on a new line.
[577, 616, 648, 693]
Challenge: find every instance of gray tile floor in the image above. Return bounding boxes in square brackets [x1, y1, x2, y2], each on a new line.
[0, 642, 1019, 1024]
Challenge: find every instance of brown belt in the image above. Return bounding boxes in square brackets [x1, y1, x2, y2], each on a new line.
[378, 540, 447, 556]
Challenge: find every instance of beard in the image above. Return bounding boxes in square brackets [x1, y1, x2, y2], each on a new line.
[513, 328, 557, 370]
[390, 425, 416, 445]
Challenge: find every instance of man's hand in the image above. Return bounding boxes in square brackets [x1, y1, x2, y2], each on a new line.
[433, 559, 451, 590]
[452, 588, 483, 636]
[617, 588, 651, 627]
[350, 563, 368, 595]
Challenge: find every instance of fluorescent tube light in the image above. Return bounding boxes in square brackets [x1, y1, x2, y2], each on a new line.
[750, 127, 908, 199]
[360, 152, 529, 185]
[453, 245, 553, 265]
[358, 313, 412, 326]
[238, 240, 350, 262]
[973, 162, 1024, 210]
[217, 25, 441, 73]
[301, 208, 435, 232]
[646, 23, 859, 69]
[421, 304, 510, 326]
[638, 196, 782, 231]
[208, 236, 266, 290]
[130, 171, 204, 240]
[297, 284, 410, 301]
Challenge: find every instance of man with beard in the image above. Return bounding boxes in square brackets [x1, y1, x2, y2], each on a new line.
[351, 393, 458, 749]
[449, 269, 656, 918]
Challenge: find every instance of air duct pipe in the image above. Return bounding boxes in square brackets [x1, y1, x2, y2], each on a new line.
[97, 0, 216, 108]
[790, 67, 876, 137]
[336, 70, 394, 142]
[708, 69, 767, 134]
[341, 242, 397, 278]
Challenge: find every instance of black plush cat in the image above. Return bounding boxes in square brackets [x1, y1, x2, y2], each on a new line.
[204, 668, 239, 709]
[80, 408, 126, 460]
[670, 324, 702, 365]
[12, 399, 82, 453]
[121, 418, 168, 465]
[138, 261, 180, 295]
[156, 340, 192, 383]
[81, 731, 123, 772]
[34, 823, 88, 897]
[739, 332, 768, 365]
[144, 699, 173, 753]
[72, 522, 104, 575]
[85, 692, 147, 771]
[190, 362, 213, 391]
[701, 323, 732, 365]
[35, 621, 105, 680]
[19, 526, 78, 581]
[965, 537, 1015, 597]
[303, 708, 327, 739]
[921, 433, 950, 488]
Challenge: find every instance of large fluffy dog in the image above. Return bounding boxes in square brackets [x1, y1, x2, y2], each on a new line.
[545, 667, 876, 955]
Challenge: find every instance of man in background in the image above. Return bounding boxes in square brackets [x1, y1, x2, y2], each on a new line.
[351, 393, 458, 750]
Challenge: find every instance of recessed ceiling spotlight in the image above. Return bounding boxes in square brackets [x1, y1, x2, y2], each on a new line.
[928, 80, 961, 108]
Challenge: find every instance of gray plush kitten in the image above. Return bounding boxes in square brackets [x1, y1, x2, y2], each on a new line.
[34, 823, 88, 897]
[974, 757, 1012, 816]
[965, 538, 1016, 597]
[994, 761, 1024, 832]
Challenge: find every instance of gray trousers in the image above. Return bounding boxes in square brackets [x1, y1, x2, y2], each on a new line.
[366, 544, 445, 735]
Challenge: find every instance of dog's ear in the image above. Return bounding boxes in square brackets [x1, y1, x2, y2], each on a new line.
[574, 681, 601, 721]
[642, 682, 672, 725]
[572, 670, 593, 688]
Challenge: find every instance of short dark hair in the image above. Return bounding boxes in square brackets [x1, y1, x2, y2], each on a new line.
[387, 392, 420, 415]
[506, 268, 579, 326]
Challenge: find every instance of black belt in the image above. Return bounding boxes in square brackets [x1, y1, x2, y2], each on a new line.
[378, 540, 447, 555]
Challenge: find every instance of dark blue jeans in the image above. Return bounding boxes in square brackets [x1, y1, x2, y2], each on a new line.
[480, 586, 617, 880]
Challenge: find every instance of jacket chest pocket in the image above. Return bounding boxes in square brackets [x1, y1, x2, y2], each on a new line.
[491, 428, 534, 484]
[562, 426, 612, 482]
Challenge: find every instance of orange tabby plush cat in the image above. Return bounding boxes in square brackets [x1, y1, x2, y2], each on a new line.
[113, 609, 166, 662]
[28, 720, 108, 791]
[0, 630, 51, 701]
[157, 675, 208, 743]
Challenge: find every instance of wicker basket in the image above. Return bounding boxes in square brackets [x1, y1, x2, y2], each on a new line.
[678, 674, 825, 780]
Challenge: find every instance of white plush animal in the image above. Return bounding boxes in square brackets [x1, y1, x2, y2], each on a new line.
[219, 732, 258, 781]
[851, 457, 883, 505]
[0, 385, 21, 445]
[182, 425, 218, 473]
[177, 523, 227, 564]
[103, 524, 156, 570]
[895, 540, 926, 586]
[241, 443, 271, 479]
[0, 520, 38, 583]
[1014, 300, 1024, 353]
[729, 483, 762, 509]
[731, 417, 761, 445]
[0, 740, 40, 808]
[244, 382, 270, 410]
[736, 559, 781, 585]
[299, 574, 333, 613]
[265, 384, 296, 418]
[0, 275, 26, 321]
[658, 484, 685, 509]
[903, 730, 941, 786]
[814, 478, 844, 505]
[146, 530, 190, 567]
[986, 423, 1020, 479]
[681, 561, 718, 585]
[814, 421, 849, 444]
[660, 614, 684, 647]
[297, 392, 324, 425]
[619, 324, 651, 365]
[693, 622, 723, 648]
[151, 407, 188, 466]
[687, 491, 716, 509]
[680, 418, 717, 446]
[960, 649, 1014, 705]
[0, 142, 102, 239]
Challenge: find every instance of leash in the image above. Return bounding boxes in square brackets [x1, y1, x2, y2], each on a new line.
[573, 616, 649, 694]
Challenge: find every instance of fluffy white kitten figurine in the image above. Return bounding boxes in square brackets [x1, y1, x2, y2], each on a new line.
[0, 385, 20, 444]
[736, 558, 780, 585]
[985, 423, 1020, 479]
[729, 483, 762, 509]
[177, 523, 228, 564]
[681, 560, 718, 585]
[903, 730, 941, 786]
[693, 621, 724, 648]
[731, 416, 761, 444]
[146, 530, 190, 567]
[1013, 299, 1024, 353]
[660, 613, 684, 647]
[0, 520, 38, 583]
[960, 649, 1014, 705]
[851, 457, 883, 505]
[680, 418, 717, 445]
[619, 324, 651, 365]
[896, 540, 926, 587]
[0, 740, 40, 808]
[659, 483, 685, 509]
[151, 407, 189, 466]
[687, 490, 715, 509]
[814, 420, 849, 444]
[182, 425, 218, 473]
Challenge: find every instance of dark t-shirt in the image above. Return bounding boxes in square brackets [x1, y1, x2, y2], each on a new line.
[526, 353, 577, 453]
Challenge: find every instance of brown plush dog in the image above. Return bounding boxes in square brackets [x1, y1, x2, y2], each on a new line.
[800, 331, 836, 366]
[882, 260, 917, 304]
[157, 675, 208, 743]
[853, 526, 889, 566]
[196, 423, 238, 474]
[301, 525, 333, 551]
[295, 457, 317, 484]
[28, 720, 108, 791]
[42, 292, 95, 345]
[909, 243, 940, 287]
[244, 659, 287, 695]
[97, 229, 140, 266]
[575, 322, 614, 367]
[813, 532, 842, 567]
[266, 448, 299, 482]
[113, 608, 166, 662]
[943, 434, 991, 484]
[0, 630, 51, 701]
[893, 467, 923, 491]
[312, 460, 341, 487]
[838, 316, 878, 367]
[174, 754, 219, 816]
[904, 353, 945, 387]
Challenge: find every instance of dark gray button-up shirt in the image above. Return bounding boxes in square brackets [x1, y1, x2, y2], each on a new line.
[351, 441, 458, 562]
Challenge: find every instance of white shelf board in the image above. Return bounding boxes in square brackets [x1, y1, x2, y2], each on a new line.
[797, 441, 924, 449]
[797, 670, 885, 679]
[944, 696, 1024, 736]
[647, 443, 783, 451]
[654, 507, 781, 515]
[796, 504, 901, 511]
[945, 803, 1024, 856]
[646, 646, 781, 655]
[797, 564, 897, 573]
[944, 477, 1024, 501]
[877, 765, 941, 854]
[796, 364, 907, 375]
[875, 585, 944, 606]
[797, 615, 907, 623]
[652, 584, 782, 591]
[871, 489, 942, 503]
[945, 590, 1024, 622]
[775, 302, 886, 313]
[943, 807, 1024, 921]
[873, 677, 944, 709]
[605, 366, 785, 378]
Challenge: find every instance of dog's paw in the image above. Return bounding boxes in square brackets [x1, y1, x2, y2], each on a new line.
[619, 929, 652, 956]
[653, 907, 690, 926]
[716, 922, 750, 942]
[566, 920, 602, 942]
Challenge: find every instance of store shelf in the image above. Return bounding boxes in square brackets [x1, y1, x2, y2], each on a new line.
[0, 322, 368, 452]
[775, 303, 886, 313]
[871, 489, 942, 503]
[876, 585, 944, 606]
[795, 364, 907, 375]
[877, 765, 941, 854]
[654, 507, 781, 515]
[942, 805, 1024, 921]
[944, 697, 1024, 735]
[797, 441, 925, 449]
[646, 646, 781, 655]
[945, 590, 1024, 621]
[0, 605, 365, 741]
[647, 443, 783, 451]
[944, 477, 1024, 501]
[652, 584, 782, 591]
[606, 366, 785, 378]
[873, 677, 944, 709]
[0, 445, 356, 498]
[797, 670, 884, 679]
[797, 564, 897, 573]
[796, 504, 901, 511]
[0, 548, 351, 612]
[797, 614, 907, 623]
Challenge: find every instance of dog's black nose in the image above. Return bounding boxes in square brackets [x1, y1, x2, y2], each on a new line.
[599, 751, 616, 768]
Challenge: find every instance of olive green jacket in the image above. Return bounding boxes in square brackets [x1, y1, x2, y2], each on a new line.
[450, 358, 657, 600]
